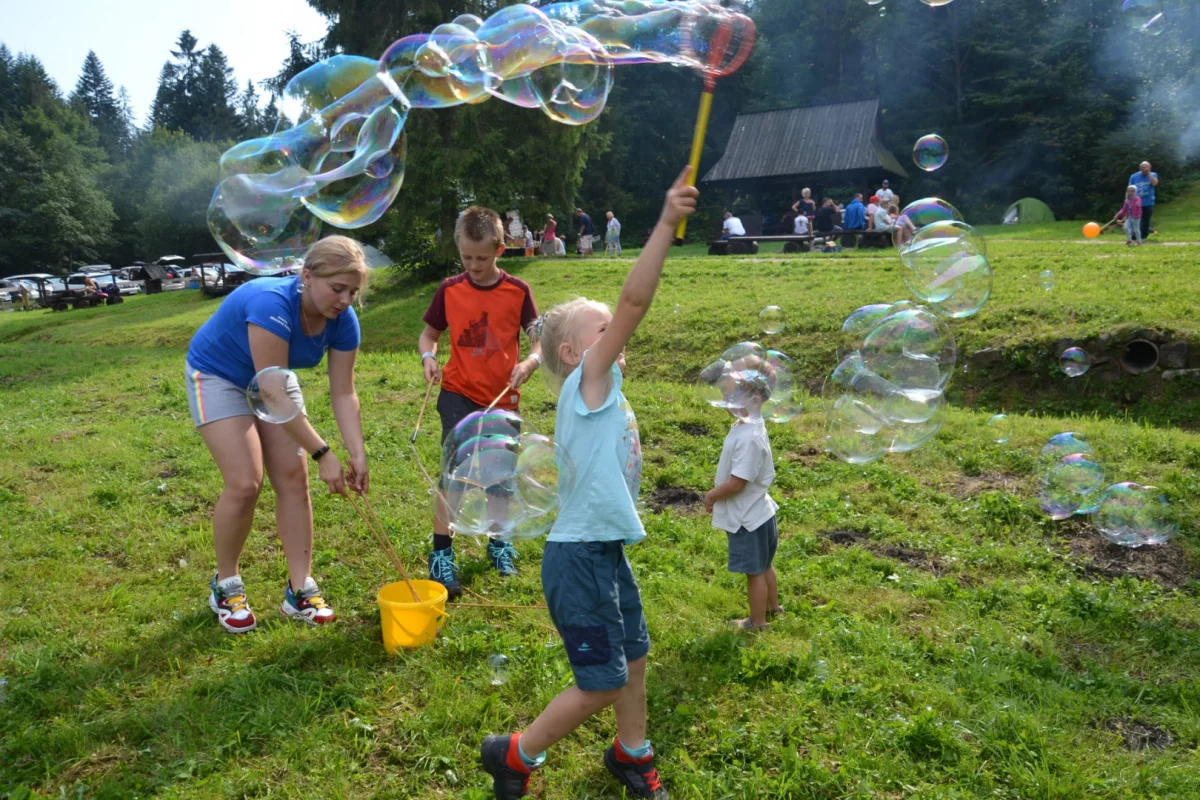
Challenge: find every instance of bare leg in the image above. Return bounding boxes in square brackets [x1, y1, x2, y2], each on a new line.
[747, 572, 768, 627]
[518, 686, 621, 755]
[612, 657, 647, 749]
[765, 566, 780, 613]
[198, 417, 264, 581]
[257, 419, 313, 592]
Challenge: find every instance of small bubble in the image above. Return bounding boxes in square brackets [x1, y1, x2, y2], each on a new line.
[488, 653, 509, 685]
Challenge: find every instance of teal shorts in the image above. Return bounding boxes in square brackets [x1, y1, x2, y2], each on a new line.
[542, 541, 650, 691]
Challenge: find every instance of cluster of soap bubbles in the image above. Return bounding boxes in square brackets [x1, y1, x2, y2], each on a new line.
[891, 198, 992, 319]
[1060, 347, 1091, 377]
[208, 1, 755, 273]
[1037, 432, 1176, 546]
[698, 341, 803, 423]
[822, 301, 955, 463]
[439, 409, 575, 541]
[247, 367, 305, 424]
[912, 134, 948, 171]
[1122, 0, 1165, 35]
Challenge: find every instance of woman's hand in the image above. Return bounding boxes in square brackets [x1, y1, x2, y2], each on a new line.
[347, 453, 369, 495]
[317, 451, 348, 495]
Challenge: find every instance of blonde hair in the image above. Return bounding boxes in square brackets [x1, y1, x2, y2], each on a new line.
[304, 235, 369, 282]
[1127, 185, 1138, 193]
[455, 205, 504, 247]
[534, 297, 611, 384]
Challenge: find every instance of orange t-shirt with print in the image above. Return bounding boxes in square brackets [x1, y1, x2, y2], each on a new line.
[423, 270, 538, 410]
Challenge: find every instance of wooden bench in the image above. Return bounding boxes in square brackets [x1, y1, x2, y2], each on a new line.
[707, 229, 892, 255]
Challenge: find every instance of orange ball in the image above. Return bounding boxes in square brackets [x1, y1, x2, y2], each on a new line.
[1083, 222, 1101, 238]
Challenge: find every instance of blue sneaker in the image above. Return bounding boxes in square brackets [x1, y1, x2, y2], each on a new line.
[429, 547, 463, 600]
[487, 539, 519, 577]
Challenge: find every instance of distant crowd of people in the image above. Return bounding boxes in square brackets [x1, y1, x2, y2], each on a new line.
[720, 179, 907, 245]
[518, 207, 624, 258]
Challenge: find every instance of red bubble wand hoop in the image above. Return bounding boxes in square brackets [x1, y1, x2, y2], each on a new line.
[675, 12, 757, 245]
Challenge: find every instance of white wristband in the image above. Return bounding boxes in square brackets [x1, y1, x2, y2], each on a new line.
[529, 353, 542, 367]
[420, 351, 436, 363]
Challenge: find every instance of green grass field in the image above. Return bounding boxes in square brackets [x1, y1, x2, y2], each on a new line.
[1, 230, 1198, 798]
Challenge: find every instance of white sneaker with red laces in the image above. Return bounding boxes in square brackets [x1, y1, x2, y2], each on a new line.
[209, 574, 257, 633]
[281, 577, 336, 625]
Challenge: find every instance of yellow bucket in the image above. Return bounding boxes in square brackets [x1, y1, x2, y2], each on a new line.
[377, 579, 448, 653]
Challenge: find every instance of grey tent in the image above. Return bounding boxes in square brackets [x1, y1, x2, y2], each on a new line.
[1003, 197, 1055, 225]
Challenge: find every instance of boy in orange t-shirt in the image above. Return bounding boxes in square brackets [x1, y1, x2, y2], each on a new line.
[418, 206, 542, 599]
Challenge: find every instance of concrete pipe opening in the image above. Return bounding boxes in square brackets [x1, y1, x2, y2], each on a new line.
[1121, 339, 1159, 374]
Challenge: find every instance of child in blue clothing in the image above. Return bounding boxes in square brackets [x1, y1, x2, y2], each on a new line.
[479, 169, 697, 800]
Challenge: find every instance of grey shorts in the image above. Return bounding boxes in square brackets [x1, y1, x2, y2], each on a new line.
[542, 541, 650, 691]
[185, 362, 306, 428]
[726, 515, 778, 575]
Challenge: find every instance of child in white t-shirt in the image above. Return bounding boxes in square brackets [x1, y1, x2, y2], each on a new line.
[704, 370, 783, 631]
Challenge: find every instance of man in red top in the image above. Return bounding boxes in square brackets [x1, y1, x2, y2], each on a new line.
[418, 206, 542, 598]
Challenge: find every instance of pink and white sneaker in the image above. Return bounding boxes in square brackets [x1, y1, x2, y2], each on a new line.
[281, 577, 336, 625]
[209, 574, 257, 633]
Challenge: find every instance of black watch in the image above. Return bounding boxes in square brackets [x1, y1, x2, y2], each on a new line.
[311, 445, 331, 462]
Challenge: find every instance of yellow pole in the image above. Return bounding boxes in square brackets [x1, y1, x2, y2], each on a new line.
[675, 88, 715, 243]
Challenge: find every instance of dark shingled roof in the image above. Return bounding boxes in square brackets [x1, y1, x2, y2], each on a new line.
[702, 99, 909, 185]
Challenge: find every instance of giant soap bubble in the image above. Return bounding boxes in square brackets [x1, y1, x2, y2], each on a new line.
[439, 409, 575, 541]
[698, 342, 802, 423]
[900, 221, 992, 319]
[1094, 482, 1177, 547]
[208, 1, 756, 273]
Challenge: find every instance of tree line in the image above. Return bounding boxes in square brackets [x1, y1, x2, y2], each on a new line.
[1, 0, 1197, 277]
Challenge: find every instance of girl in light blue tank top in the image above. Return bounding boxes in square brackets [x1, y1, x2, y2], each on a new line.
[477, 169, 698, 797]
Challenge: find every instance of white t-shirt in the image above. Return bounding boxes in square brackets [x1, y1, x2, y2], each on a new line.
[554, 237, 566, 255]
[712, 419, 779, 533]
[874, 208, 892, 230]
[723, 216, 746, 236]
[877, 188, 894, 206]
[793, 214, 809, 235]
[607, 217, 621, 234]
[524, 230, 534, 248]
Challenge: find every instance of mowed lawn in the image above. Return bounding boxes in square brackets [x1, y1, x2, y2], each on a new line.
[1, 236, 1198, 798]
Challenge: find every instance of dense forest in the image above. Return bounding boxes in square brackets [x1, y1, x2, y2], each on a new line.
[1, 0, 1197, 275]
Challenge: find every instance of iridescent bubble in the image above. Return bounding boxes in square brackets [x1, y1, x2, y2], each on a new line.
[762, 349, 803, 423]
[699, 343, 798, 423]
[1038, 454, 1105, 520]
[865, 0, 884, 4]
[901, 222, 992, 319]
[246, 367, 304, 424]
[892, 197, 964, 250]
[860, 305, 957, 394]
[987, 413, 1011, 444]
[919, 0, 955, 5]
[439, 410, 574, 539]
[838, 302, 897, 359]
[759, 305, 785, 335]
[1039, 269, 1055, 290]
[912, 134, 948, 172]
[1041, 431, 1094, 461]
[488, 653, 509, 685]
[1060, 347, 1091, 378]
[825, 394, 890, 464]
[211, 1, 757, 274]
[887, 403, 946, 453]
[1094, 482, 1177, 546]
[1121, 0, 1165, 35]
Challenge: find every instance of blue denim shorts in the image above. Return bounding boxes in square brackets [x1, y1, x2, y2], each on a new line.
[726, 515, 778, 575]
[542, 541, 650, 691]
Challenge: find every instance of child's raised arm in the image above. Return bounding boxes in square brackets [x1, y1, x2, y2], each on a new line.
[580, 167, 697, 397]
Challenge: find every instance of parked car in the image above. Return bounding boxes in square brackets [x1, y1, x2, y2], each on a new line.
[8, 273, 59, 296]
[67, 272, 141, 296]
[0, 279, 23, 303]
[116, 266, 186, 293]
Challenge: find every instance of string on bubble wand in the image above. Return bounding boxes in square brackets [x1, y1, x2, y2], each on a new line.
[674, 14, 757, 245]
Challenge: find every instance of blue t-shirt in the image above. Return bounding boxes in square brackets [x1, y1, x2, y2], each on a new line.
[549, 353, 644, 544]
[843, 200, 866, 230]
[1129, 171, 1157, 206]
[186, 276, 360, 388]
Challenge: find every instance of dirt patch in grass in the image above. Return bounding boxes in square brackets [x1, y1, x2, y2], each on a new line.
[820, 529, 945, 573]
[1103, 718, 1174, 751]
[945, 472, 1024, 498]
[1064, 519, 1197, 588]
[539, 401, 557, 414]
[647, 486, 703, 513]
[784, 446, 824, 466]
[678, 422, 709, 437]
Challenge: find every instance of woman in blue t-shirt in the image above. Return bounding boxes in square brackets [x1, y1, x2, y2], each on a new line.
[185, 236, 369, 634]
